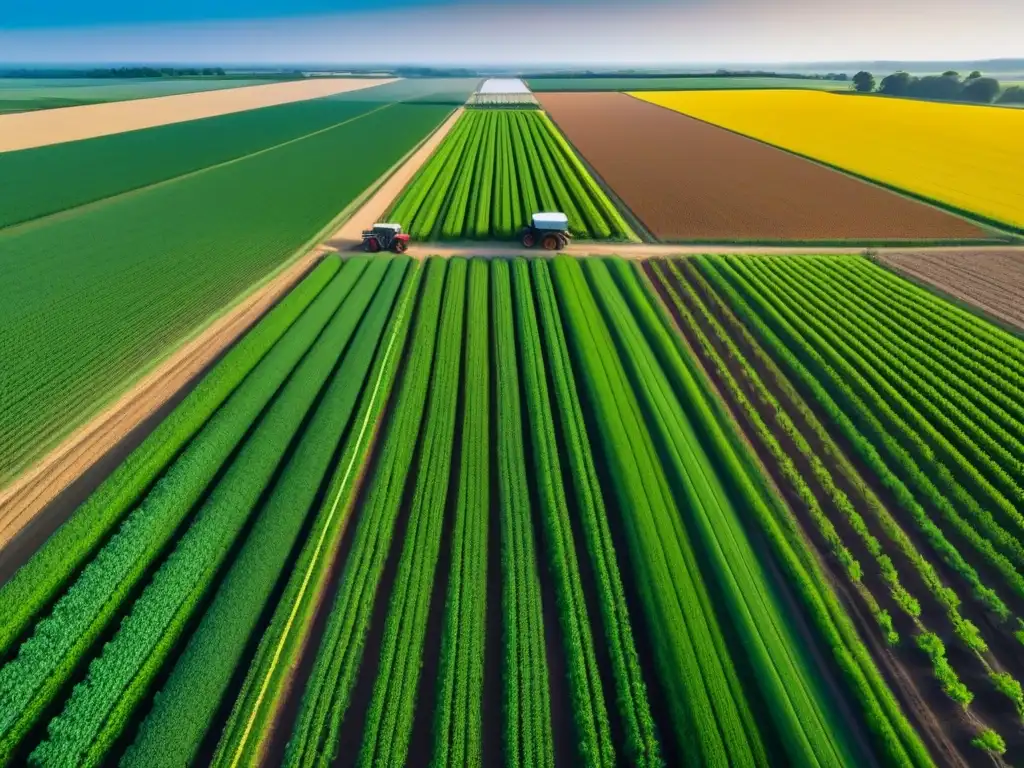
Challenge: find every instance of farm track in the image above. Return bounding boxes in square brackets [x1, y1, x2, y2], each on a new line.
[0, 250, 322, 568]
[878, 251, 1024, 334]
[0, 78, 397, 152]
[536, 92, 988, 242]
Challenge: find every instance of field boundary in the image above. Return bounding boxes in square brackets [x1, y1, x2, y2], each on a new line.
[625, 93, 1023, 238]
[871, 256, 1024, 340]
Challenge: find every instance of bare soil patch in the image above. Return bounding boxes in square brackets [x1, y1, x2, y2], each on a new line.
[0, 78, 396, 152]
[538, 92, 987, 242]
[0, 251, 323, 559]
[878, 250, 1024, 332]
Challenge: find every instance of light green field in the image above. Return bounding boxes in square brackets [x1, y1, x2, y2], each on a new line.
[526, 76, 850, 92]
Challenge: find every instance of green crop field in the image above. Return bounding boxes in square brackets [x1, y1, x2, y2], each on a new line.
[0, 77, 280, 114]
[0, 253, 950, 768]
[526, 76, 850, 92]
[387, 109, 636, 241]
[0, 79, 475, 483]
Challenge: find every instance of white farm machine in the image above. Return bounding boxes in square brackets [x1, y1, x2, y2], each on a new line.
[518, 212, 571, 250]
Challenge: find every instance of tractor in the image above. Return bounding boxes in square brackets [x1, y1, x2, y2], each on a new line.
[361, 223, 410, 253]
[518, 212, 572, 250]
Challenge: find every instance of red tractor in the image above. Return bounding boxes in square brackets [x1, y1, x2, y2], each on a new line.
[361, 223, 410, 253]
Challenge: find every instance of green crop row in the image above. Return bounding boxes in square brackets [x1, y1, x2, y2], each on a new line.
[432, 259, 489, 767]
[0, 259, 363, 767]
[357, 259, 467, 768]
[0, 256, 338, 657]
[701, 256, 1024, 610]
[695, 257, 1014, 622]
[211, 260, 423, 768]
[119, 257, 409, 768]
[31, 257, 391, 768]
[0, 96, 451, 483]
[808, 261, 1024, 478]
[530, 259, 661, 766]
[548, 256, 766, 765]
[282, 259, 449, 768]
[626, 257, 937, 767]
[492, 260, 555, 768]
[649, 258, 999, 716]
[591, 258, 858, 767]
[754, 257, 1024, 555]
[511, 259, 615, 766]
[387, 109, 634, 242]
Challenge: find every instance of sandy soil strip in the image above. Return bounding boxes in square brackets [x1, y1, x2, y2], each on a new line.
[324, 107, 464, 249]
[0, 251, 323, 551]
[878, 250, 1024, 333]
[0, 78, 396, 152]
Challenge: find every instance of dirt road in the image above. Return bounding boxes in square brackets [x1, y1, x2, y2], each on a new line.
[324, 107, 463, 248]
[0, 78, 396, 152]
[330, 238, 1024, 260]
[0, 252, 322, 555]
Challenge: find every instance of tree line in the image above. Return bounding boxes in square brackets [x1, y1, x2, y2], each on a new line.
[852, 70, 1024, 105]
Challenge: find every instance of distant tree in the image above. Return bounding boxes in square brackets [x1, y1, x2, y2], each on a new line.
[998, 85, 1024, 104]
[879, 71, 913, 96]
[961, 77, 1001, 103]
[852, 71, 875, 92]
[913, 74, 964, 100]
[942, 70, 960, 79]
[967, 70, 983, 80]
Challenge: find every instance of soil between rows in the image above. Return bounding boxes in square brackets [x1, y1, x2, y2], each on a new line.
[537, 92, 988, 242]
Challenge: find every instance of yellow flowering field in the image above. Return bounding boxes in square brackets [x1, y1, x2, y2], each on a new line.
[631, 89, 1024, 230]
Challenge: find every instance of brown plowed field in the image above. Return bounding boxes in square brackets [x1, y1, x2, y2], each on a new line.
[879, 250, 1024, 332]
[538, 92, 987, 242]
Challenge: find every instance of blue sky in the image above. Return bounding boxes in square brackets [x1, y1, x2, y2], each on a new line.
[1, 0, 1022, 66]
[4, 0, 429, 28]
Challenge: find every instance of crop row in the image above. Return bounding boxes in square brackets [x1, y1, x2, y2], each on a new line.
[211, 259, 423, 768]
[692, 254, 1024, 754]
[0, 256, 366, 766]
[280, 259, 449, 767]
[0, 91, 455, 483]
[387, 109, 634, 241]
[432, 259, 489, 766]
[122, 257, 413, 767]
[699, 255, 1024, 611]
[357, 259, 467, 767]
[647, 258, 1004, 741]
[0, 255, 953, 768]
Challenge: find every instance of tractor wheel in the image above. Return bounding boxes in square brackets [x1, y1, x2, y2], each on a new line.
[365, 238, 380, 253]
[521, 230, 536, 248]
[541, 234, 559, 251]
[393, 240, 408, 254]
